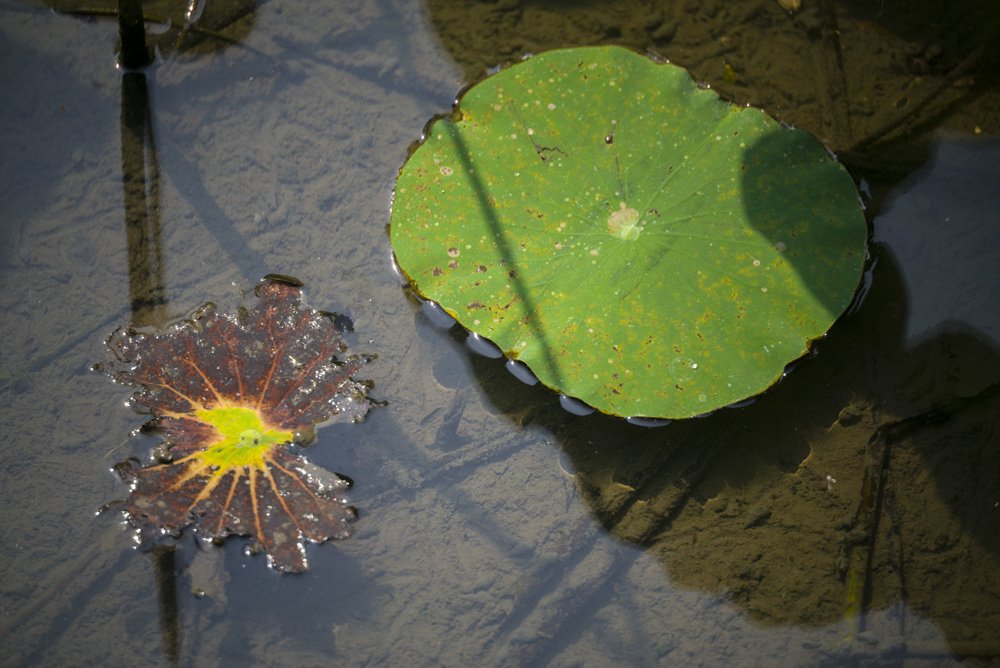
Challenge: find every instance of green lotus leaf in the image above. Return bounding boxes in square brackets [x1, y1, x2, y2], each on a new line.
[390, 46, 867, 419]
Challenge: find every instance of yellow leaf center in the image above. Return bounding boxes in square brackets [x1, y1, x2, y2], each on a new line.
[194, 406, 294, 472]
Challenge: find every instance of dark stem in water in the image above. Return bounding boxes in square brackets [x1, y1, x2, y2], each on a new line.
[121, 65, 177, 662]
[154, 545, 181, 664]
[117, 0, 152, 69]
[120, 71, 167, 327]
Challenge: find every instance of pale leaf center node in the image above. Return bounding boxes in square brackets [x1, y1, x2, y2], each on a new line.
[607, 201, 642, 240]
[239, 428, 263, 448]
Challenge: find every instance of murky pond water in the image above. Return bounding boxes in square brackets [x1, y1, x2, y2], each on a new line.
[1, 0, 998, 665]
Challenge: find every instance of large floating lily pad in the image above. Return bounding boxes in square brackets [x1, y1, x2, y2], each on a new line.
[104, 278, 375, 572]
[390, 46, 867, 419]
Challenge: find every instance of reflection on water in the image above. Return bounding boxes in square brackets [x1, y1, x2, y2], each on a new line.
[46, 0, 258, 57]
[0, 0, 998, 666]
[875, 137, 1000, 348]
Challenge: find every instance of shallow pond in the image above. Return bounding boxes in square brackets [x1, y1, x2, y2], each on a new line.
[1, 0, 998, 665]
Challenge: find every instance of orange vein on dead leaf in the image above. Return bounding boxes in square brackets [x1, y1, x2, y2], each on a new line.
[105, 278, 376, 572]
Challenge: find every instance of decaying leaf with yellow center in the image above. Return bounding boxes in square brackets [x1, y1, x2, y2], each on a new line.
[105, 278, 375, 572]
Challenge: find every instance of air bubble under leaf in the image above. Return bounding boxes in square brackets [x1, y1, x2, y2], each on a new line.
[104, 278, 376, 572]
[390, 46, 867, 419]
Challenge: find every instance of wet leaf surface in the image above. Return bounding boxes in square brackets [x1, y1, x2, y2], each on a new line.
[104, 278, 375, 572]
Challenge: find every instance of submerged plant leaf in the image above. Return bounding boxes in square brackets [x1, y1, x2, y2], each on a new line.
[390, 46, 867, 419]
[105, 278, 374, 572]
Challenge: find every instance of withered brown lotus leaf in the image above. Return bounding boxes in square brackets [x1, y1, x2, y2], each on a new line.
[105, 278, 375, 572]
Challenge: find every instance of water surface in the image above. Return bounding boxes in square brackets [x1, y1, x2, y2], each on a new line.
[1, 0, 998, 665]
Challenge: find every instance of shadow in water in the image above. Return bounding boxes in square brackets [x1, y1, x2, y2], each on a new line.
[467, 235, 1000, 661]
[153, 546, 181, 664]
[120, 71, 167, 327]
[119, 61, 180, 662]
